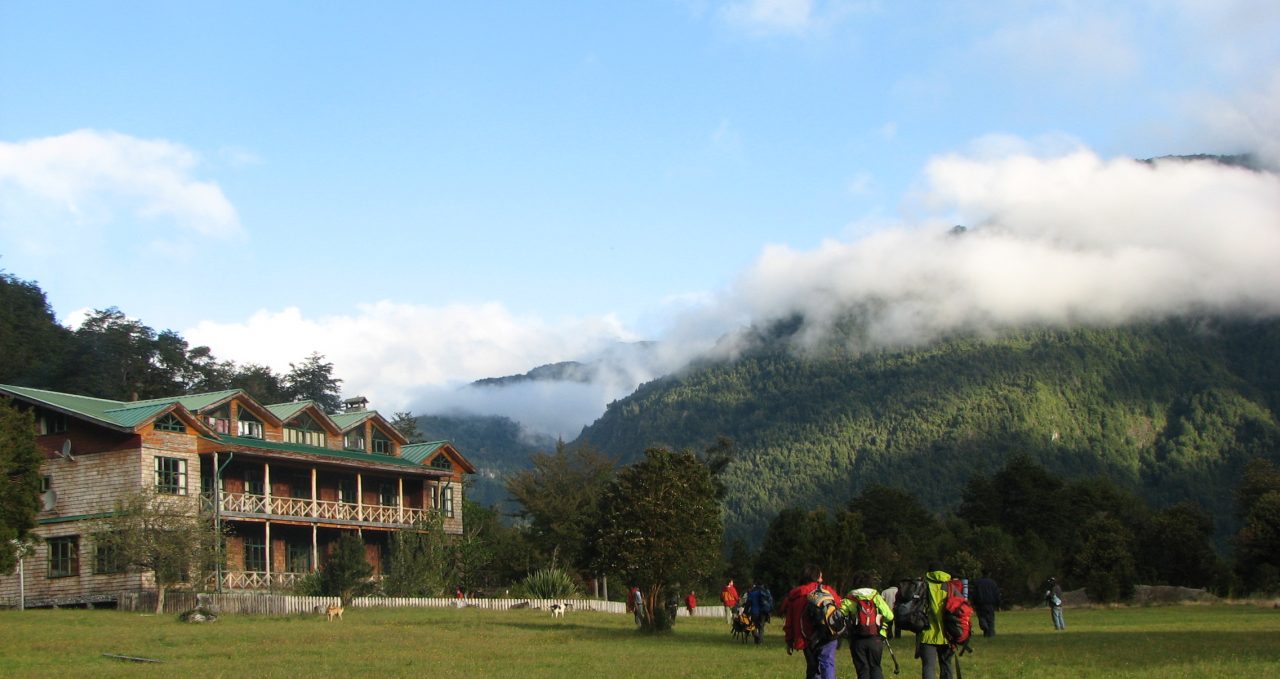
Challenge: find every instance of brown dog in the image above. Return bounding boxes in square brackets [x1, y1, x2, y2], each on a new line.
[325, 604, 344, 621]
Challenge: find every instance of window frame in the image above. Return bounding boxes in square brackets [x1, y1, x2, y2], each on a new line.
[154, 413, 186, 433]
[94, 536, 124, 575]
[243, 536, 266, 572]
[48, 536, 79, 578]
[154, 456, 188, 496]
[236, 410, 263, 439]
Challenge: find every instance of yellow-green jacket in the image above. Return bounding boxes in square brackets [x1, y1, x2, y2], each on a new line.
[920, 569, 951, 645]
[840, 587, 894, 638]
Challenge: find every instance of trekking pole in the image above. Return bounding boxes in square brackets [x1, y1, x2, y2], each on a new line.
[882, 637, 900, 675]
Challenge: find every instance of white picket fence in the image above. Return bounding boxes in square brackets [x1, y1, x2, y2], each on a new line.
[116, 591, 730, 618]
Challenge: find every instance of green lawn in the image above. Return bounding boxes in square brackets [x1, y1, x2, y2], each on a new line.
[1, 604, 1277, 678]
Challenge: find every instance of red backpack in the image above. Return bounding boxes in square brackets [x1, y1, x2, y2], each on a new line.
[849, 597, 882, 637]
[941, 579, 974, 650]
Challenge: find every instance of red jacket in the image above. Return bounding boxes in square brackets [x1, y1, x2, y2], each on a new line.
[720, 583, 739, 607]
[782, 582, 842, 651]
[685, 593, 697, 611]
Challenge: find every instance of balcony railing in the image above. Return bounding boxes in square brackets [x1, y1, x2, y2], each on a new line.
[202, 492, 432, 527]
[213, 571, 305, 591]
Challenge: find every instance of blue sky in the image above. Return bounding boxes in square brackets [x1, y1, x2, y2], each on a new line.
[2, 1, 1279, 433]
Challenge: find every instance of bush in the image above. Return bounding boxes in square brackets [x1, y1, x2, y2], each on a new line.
[518, 568, 581, 599]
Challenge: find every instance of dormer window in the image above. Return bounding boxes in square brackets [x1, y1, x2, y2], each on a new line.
[155, 413, 186, 433]
[37, 410, 68, 435]
[344, 429, 366, 452]
[284, 413, 326, 447]
[431, 455, 453, 471]
[237, 411, 263, 439]
[371, 429, 393, 455]
[205, 405, 231, 434]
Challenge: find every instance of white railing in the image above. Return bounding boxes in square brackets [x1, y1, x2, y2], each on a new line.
[204, 492, 431, 527]
[217, 571, 305, 591]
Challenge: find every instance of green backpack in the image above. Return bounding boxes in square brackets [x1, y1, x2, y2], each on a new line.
[805, 585, 847, 643]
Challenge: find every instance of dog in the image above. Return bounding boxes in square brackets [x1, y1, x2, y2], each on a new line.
[549, 603, 565, 618]
[325, 604, 344, 621]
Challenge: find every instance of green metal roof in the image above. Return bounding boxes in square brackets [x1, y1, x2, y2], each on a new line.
[263, 401, 310, 421]
[328, 411, 374, 430]
[129, 389, 241, 412]
[209, 435, 430, 470]
[0, 384, 137, 430]
[400, 441, 447, 464]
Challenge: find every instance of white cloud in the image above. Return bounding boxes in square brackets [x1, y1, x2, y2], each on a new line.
[713, 147, 1280, 351]
[976, 10, 1140, 86]
[0, 129, 242, 252]
[721, 0, 814, 33]
[184, 302, 642, 415]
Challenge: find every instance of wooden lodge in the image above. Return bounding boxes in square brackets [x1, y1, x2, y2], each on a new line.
[0, 384, 474, 608]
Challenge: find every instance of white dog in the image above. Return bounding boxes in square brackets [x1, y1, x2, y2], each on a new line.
[550, 603, 565, 618]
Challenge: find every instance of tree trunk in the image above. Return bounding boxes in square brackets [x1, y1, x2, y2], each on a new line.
[154, 584, 166, 615]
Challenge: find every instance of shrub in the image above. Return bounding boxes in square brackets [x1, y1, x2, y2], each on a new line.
[519, 568, 581, 599]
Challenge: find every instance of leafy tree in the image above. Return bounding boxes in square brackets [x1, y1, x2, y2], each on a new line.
[0, 398, 42, 572]
[391, 411, 424, 442]
[96, 488, 224, 614]
[383, 514, 453, 597]
[319, 532, 373, 605]
[1068, 513, 1137, 603]
[284, 352, 343, 412]
[755, 508, 825, 599]
[1135, 501, 1223, 589]
[0, 271, 71, 387]
[506, 441, 616, 576]
[1234, 458, 1280, 593]
[591, 448, 722, 632]
[229, 363, 289, 404]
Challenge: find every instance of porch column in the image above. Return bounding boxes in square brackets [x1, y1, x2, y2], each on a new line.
[263, 461, 272, 514]
[311, 524, 318, 573]
[310, 468, 318, 517]
[397, 477, 404, 524]
[265, 520, 272, 588]
[356, 473, 364, 521]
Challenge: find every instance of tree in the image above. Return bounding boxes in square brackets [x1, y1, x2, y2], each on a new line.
[1068, 513, 1137, 603]
[229, 363, 289, 404]
[284, 352, 343, 412]
[0, 271, 71, 387]
[391, 412, 423, 442]
[383, 514, 452, 597]
[319, 532, 373, 605]
[591, 448, 723, 632]
[506, 441, 616, 576]
[1135, 501, 1223, 589]
[96, 488, 223, 614]
[0, 398, 42, 572]
[1234, 459, 1280, 593]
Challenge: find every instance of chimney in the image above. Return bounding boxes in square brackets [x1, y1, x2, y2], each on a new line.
[342, 396, 369, 413]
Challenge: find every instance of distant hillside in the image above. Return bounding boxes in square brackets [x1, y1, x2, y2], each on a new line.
[574, 316, 1280, 546]
[417, 412, 556, 513]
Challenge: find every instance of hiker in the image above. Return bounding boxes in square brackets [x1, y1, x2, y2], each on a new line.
[918, 562, 955, 679]
[971, 572, 1000, 637]
[782, 563, 842, 679]
[841, 570, 895, 679]
[1044, 577, 1066, 630]
[721, 579, 740, 622]
[631, 586, 645, 625]
[685, 590, 698, 616]
[880, 584, 900, 638]
[743, 582, 772, 644]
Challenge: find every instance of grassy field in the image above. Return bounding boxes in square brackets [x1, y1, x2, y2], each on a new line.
[1, 603, 1278, 678]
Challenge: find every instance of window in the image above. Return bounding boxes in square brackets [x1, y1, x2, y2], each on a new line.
[289, 474, 311, 500]
[371, 429, 393, 455]
[344, 429, 366, 452]
[285, 543, 311, 573]
[431, 455, 453, 471]
[48, 536, 79, 578]
[244, 537, 266, 572]
[94, 537, 124, 574]
[284, 414, 326, 447]
[442, 485, 454, 518]
[41, 475, 51, 493]
[378, 481, 398, 507]
[205, 405, 231, 434]
[245, 468, 264, 496]
[154, 413, 186, 433]
[155, 457, 188, 495]
[37, 410, 68, 435]
[236, 411, 263, 438]
[338, 479, 356, 504]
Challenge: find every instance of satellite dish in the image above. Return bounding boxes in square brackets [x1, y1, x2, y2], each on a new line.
[41, 489, 57, 512]
[60, 439, 75, 461]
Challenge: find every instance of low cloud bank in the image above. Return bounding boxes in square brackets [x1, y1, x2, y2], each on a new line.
[187, 145, 1280, 438]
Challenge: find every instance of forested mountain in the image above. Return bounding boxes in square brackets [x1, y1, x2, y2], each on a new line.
[416, 412, 556, 513]
[575, 316, 1280, 547]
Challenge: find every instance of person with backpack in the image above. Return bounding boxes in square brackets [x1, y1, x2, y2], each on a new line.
[1044, 576, 1066, 630]
[970, 572, 1000, 637]
[841, 570, 895, 679]
[721, 579, 740, 622]
[743, 582, 772, 644]
[917, 562, 956, 679]
[630, 586, 645, 626]
[685, 590, 698, 616]
[880, 584, 900, 638]
[782, 563, 843, 679]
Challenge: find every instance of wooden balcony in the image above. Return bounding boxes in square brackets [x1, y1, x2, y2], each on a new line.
[214, 571, 305, 591]
[202, 492, 435, 529]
